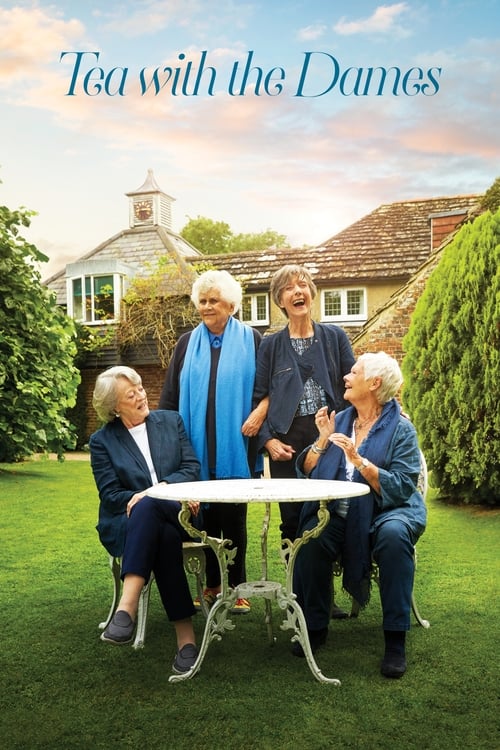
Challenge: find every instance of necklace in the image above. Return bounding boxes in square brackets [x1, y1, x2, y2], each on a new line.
[354, 412, 381, 430]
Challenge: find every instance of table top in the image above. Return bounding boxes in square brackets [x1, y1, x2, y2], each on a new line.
[147, 477, 369, 504]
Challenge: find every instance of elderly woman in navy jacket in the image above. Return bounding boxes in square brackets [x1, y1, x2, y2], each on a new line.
[253, 264, 355, 542]
[90, 365, 201, 675]
[293, 352, 427, 678]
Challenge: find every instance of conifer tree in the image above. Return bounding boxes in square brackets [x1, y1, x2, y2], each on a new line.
[402, 208, 499, 504]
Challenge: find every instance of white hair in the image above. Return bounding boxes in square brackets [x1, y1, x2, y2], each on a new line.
[191, 270, 242, 313]
[92, 366, 142, 423]
[358, 352, 403, 404]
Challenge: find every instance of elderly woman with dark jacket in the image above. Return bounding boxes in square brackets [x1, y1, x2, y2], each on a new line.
[292, 352, 427, 678]
[253, 264, 355, 542]
[90, 365, 201, 675]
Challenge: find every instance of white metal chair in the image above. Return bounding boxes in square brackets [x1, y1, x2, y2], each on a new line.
[98, 541, 209, 649]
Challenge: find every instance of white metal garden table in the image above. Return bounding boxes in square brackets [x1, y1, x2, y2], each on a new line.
[148, 477, 369, 685]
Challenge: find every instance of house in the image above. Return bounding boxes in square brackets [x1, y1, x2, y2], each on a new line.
[44, 171, 481, 438]
[200, 193, 480, 337]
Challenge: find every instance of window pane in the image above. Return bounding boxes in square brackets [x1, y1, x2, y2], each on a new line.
[256, 294, 267, 320]
[347, 289, 363, 315]
[72, 278, 83, 320]
[241, 295, 251, 322]
[93, 275, 114, 320]
[324, 291, 341, 316]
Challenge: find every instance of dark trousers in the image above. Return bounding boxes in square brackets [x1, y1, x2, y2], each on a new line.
[293, 515, 416, 632]
[121, 496, 195, 622]
[203, 502, 248, 589]
[267, 414, 316, 540]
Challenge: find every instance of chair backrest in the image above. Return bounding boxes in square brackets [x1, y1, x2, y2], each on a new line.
[418, 450, 428, 500]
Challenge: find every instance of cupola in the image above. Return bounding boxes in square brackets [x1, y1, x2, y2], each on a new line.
[126, 169, 175, 229]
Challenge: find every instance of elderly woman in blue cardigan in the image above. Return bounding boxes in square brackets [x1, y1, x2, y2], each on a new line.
[293, 352, 427, 678]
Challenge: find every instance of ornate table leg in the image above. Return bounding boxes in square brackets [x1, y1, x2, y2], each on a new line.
[279, 500, 341, 685]
[169, 504, 238, 682]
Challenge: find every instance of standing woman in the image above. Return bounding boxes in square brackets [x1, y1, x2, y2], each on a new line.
[253, 264, 355, 542]
[159, 270, 268, 613]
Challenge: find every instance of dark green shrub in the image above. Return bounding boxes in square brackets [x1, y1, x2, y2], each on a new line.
[403, 209, 500, 504]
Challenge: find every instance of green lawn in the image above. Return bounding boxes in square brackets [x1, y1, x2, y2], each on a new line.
[1, 458, 498, 750]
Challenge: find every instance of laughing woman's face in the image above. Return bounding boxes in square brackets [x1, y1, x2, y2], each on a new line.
[279, 275, 313, 319]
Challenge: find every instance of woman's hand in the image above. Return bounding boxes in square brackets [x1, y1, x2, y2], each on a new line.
[315, 406, 335, 440]
[265, 437, 295, 462]
[242, 396, 269, 436]
[187, 501, 200, 517]
[126, 490, 148, 517]
[329, 433, 359, 465]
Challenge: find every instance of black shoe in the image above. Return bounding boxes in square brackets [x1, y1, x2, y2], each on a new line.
[331, 604, 349, 620]
[291, 628, 328, 658]
[380, 651, 407, 678]
[172, 643, 199, 674]
[101, 610, 135, 644]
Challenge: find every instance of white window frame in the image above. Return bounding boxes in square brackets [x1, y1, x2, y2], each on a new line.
[320, 287, 367, 325]
[239, 292, 269, 326]
[67, 273, 124, 324]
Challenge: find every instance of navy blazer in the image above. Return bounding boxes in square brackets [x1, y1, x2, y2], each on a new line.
[253, 322, 355, 449]
[90, 410, 200, 556]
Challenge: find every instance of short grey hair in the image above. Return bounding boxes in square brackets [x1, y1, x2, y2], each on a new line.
[358, 352, 403, 405]
[269, 264, 317, 316]
[92, 366, 142, 423]
[191, 270, 242, 314]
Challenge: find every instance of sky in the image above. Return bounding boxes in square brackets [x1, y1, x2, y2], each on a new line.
[1, 0, 499, 280]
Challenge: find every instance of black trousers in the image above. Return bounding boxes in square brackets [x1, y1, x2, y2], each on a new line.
[202, 502, 248, 589]
[267, 414, 317, 541]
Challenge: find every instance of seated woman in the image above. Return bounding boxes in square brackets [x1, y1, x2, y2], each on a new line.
[293, 352, 427, 678]
[89, 366, 201, 675]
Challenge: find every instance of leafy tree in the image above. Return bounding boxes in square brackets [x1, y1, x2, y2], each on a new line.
[116, 255, 200, 367]
[480, 176, 500, 212]
[0, 201, 80, 462]
[181, 215, 289, 254]
[402, 207, 500, 504]
[230, 228, 289, 253]
[180, 216, 233, 254]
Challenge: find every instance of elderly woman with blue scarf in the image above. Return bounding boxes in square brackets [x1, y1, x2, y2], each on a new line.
[292, 352, 427, 678]
[159, 270, 268, 614]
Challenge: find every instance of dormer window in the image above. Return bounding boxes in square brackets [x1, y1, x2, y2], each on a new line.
[66, 260, 134, 324]
[70, 274, 122, 323]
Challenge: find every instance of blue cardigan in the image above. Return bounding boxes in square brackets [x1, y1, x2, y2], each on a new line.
[253, 322, 355, 450]
[90, 410, 200, 556]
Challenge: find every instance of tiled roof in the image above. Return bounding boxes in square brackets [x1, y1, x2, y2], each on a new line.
[45, 225, 200, 304]
[192, 194, 481, 289]
[45, 193, 481, 304]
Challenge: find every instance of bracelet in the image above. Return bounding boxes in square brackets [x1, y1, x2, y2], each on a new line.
[310, 441, 328, 455]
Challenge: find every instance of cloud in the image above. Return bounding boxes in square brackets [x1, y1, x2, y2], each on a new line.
[334, 3, 411, 38]
[297, 24, 328, 42]
[0, 6, 87, 83]
[94, 0, 255, 39]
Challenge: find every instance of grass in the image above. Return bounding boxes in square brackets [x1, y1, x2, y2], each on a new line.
[1, 457, 498, 750]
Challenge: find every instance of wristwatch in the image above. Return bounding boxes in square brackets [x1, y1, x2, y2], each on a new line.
[357, 457, 370, 471]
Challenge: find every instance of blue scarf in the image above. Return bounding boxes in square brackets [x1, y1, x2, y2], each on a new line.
[179, 316, 257, 480]
[305, 398, 402, 606]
